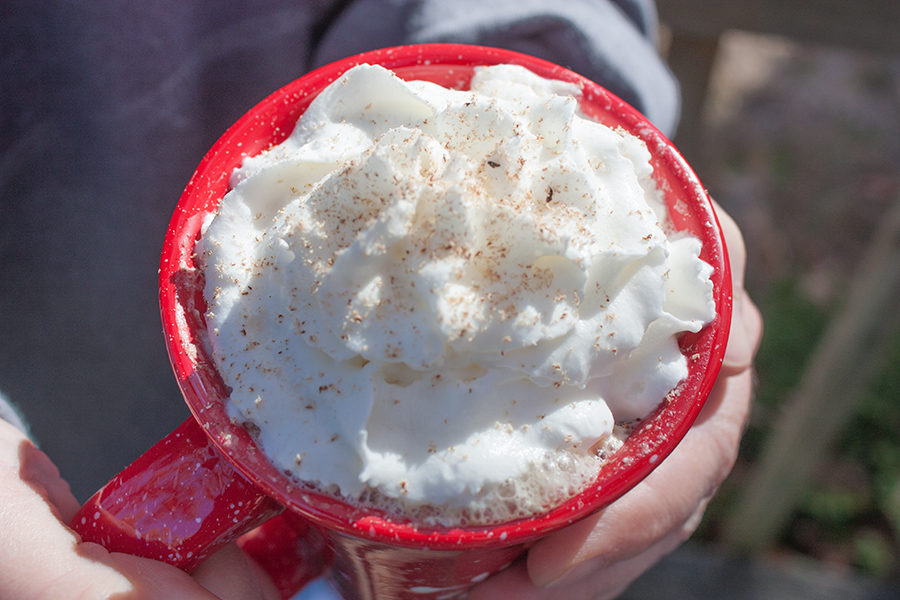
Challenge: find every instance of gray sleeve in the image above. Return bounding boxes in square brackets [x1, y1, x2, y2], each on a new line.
[314, 0, 680, 136]
[0, 392, 31, 437]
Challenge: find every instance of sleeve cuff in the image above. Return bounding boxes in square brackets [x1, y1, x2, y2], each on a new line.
[0, 392, 31, 437]
[311, 0, 679, 136]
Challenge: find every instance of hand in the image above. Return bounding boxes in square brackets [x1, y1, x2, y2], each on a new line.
[469, 203, 764, 600]
[0, 419, 279, 600]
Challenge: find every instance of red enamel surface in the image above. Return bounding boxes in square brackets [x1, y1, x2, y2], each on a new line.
[72, 418, 284, 572]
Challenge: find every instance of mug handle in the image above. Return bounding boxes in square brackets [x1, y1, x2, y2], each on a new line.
[69, 417, 330, 597]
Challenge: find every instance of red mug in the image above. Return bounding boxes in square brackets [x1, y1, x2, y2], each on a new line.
[71, 44, 732, 600]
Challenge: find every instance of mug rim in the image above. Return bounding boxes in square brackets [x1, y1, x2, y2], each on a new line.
[159, 43, 732, 550]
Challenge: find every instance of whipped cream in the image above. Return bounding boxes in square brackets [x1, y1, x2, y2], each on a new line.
[198, 63, 715, 524]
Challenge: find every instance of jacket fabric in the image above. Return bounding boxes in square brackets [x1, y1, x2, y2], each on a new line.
[0, 0, 678, 501]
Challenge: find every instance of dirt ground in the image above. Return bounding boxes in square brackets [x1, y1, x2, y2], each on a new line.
[700, 31, 900, 300]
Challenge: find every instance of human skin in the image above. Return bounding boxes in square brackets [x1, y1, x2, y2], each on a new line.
[0, 202, 759, 600]
[469, 202, 763, 599]
[0, 417, 280, 600]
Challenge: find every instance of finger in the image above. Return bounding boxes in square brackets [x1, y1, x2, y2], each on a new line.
[96, 550, 222, 600]
[710, 200, 763, 375]
[3, 421, 268, 600]
[469, 509, 699, 600]
[17, 438, 81, 523]
[526, 368, 754, 587]
[192, 543, 280, 600]
[557, 508, 703, 600]
[81, 534, 279, 600]
[79, 540, 274, 600]
[553, 502, 705, 600]
[1, 421, 135, 599]
[721, 289, 763, 377]
[711, 200, 747, 291]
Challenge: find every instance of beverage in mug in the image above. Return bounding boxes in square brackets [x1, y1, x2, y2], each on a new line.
[72, 45, 732, 600]
[197, 62, 715, 526]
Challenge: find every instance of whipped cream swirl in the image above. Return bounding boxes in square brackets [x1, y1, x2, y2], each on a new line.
[198, 64, 715, 523]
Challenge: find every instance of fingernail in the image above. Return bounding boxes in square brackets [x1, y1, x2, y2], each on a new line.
[539, 556, 605, 588]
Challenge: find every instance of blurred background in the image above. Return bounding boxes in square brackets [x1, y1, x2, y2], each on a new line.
[621, 1, 900, 597]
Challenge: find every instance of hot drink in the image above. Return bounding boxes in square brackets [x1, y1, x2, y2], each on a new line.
[197, 63, 715, 526]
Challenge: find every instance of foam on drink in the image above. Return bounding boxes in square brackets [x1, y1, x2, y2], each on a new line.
[197, 64, 715, 525]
